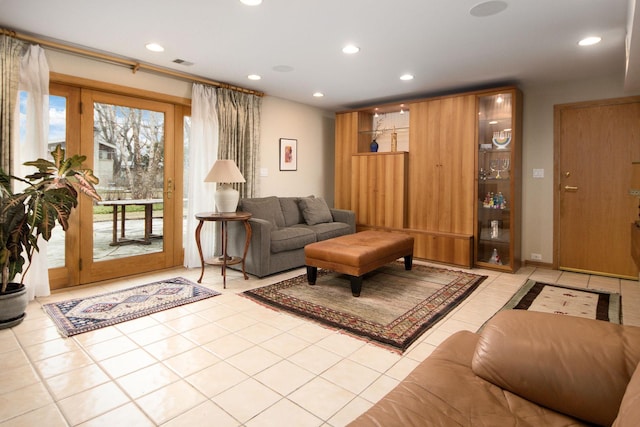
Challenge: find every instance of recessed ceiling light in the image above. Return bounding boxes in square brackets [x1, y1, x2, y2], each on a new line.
[240, 0, 262, 5]
[145, 43, 164, 52]
[248, 74, 261, 80]
[469, 0, 508, 17]
[578, 36, 602, 46]
[342, 44, 360, 54]
[400, 74, 414, 81]
[313, 92, 324, 98]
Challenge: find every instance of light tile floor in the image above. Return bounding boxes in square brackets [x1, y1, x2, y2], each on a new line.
[1, 262, 639, 426]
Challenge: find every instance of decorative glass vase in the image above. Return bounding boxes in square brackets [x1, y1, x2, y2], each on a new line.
[370, 139, 379, 152]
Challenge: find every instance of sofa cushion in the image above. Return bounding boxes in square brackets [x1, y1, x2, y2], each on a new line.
[293, 222, 352, 241]
[270, 227, 316, 254]
[240, 196, 285, 228]
[613, 363, 640, 427]
[472, 310, 640, 427]
[279, 197, 304, 226]
[298, 197, 332, 225]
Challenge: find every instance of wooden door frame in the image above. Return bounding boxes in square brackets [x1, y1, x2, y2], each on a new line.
[553, 95, 640, 274]
[49, 75, 190, 288]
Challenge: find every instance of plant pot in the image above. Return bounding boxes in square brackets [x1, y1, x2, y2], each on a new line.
[0, 283, 28, 329]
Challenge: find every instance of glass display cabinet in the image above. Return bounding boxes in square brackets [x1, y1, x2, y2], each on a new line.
[476, 90, 521, 272]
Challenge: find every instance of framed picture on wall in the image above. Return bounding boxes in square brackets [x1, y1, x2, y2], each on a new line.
[279, 138, 297, 171]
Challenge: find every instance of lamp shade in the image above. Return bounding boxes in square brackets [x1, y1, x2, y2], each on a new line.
[204, 159, 246, 184]
[204, 160, 245, 213]
[631, 162, 640, 197]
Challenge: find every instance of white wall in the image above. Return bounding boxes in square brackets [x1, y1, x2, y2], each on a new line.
[257, 97, 335, 204]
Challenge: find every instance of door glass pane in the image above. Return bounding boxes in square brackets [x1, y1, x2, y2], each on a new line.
[93, 102, 165, 261]
[17, 93, 67, 268]
[47, 95, 68, 268]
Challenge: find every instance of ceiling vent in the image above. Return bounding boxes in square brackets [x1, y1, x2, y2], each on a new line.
[172, 58, 194, 66]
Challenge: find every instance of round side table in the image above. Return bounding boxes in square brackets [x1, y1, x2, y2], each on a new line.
[195, 211, 252, 288]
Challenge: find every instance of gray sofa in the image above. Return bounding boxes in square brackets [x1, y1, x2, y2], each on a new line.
[227, 196, 356, 277]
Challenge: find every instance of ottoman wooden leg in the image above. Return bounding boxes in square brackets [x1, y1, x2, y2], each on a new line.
[306, 266, 318, 285]
[349, 276, 363, 297]
[404, 255, 413, 270]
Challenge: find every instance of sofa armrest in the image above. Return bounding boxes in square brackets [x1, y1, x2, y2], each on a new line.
[613, 363, 640, 427]
[472, 310, 640, 426]
[330, 208, 356, 233]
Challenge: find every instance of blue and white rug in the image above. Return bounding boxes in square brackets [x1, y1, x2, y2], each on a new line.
[43, 277, 220, 337]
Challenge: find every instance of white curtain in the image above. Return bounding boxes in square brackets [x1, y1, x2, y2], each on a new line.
[184, 83, 219, 268]
[12, 44, 50, 300]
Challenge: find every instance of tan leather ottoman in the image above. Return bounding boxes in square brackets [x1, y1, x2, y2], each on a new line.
[304, 230, 414, 296]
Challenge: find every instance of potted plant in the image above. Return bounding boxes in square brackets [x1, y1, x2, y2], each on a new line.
[0, 144, 101, 328]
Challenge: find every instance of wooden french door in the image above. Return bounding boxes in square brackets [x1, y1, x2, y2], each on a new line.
[555, 96, 640, 279]
[47, 82, 185, 287]
[77, 90, 179, 284]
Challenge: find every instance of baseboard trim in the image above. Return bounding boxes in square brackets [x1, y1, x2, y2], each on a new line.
[523, 260, 553, 269]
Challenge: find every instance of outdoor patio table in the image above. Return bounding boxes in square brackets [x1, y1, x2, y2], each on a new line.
[97, 198, 163, 246]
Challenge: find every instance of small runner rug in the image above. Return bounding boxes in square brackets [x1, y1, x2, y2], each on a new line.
[501, 280, 621, 323]
[243, 263, 487, 352]
[43, 277, 220, 337]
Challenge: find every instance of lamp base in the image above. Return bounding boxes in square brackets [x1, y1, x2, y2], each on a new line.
[214, 184, 239, 213]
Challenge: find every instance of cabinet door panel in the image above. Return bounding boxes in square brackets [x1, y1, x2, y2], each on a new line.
[411, 233, 473, 267]
[408, 100, 439, 230]
[351, 153, 407, 228]
[408, 96, 475, 234]
[438, 95, 476, 234]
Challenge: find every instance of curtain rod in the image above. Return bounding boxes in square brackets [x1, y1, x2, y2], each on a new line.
[1, 28, 264, 97]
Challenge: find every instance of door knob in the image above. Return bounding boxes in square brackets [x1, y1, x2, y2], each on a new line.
[564, 185, 578, 192]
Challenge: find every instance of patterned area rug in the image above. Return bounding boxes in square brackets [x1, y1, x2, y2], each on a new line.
[43, 277, 220, 337]
[243, 263, 487, 352]
[502, 280, 621, 323]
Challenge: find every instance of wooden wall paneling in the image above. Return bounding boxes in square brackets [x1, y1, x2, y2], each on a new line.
[334, 112, 358, 209]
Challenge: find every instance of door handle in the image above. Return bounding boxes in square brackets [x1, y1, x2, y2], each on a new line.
[564, 185, 578, 192]
[166, 178, 173, 199]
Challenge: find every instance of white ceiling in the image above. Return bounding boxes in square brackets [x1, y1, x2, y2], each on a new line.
[0, 0, 638, 111]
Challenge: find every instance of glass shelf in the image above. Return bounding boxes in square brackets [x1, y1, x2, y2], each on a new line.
[359, 126, 409, 136]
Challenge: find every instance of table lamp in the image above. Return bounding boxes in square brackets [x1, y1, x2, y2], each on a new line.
[631, 162, 640, 225]
[204, 159, 246, 213]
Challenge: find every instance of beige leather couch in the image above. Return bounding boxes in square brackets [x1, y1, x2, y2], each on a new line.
[349, 310, 640, 426]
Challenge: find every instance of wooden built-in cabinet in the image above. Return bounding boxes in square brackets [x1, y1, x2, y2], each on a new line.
[334, 86, 522, 271]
